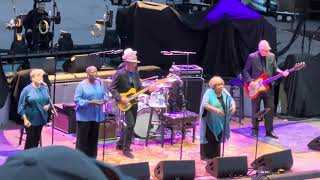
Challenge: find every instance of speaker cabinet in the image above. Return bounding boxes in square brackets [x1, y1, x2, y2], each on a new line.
[181, 78, 204, 114]
[154, 160, 195, 180]
[117, 162, 150, 180]
[98, 116, 117, 140]
[205, 156, 248, 178]
[66, 54, 102, 73]
[308, 136, 320, 151]
[54, 103, 76, 134]
[251, 149, 293, 172]
[29, 57, 56, 75]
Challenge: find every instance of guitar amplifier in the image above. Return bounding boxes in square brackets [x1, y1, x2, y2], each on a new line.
[169, 64, 203, 78]
[98, 115, 117, 140]
[54, 103, 76, 134]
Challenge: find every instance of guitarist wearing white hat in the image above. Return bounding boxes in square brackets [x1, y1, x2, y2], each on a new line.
[243, 40, 289, 139]
[109, 48, 142, 158]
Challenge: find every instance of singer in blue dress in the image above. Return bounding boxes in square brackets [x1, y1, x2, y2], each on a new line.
[199, 76, 236, 161]
[74, 66, 108, 158]
[18, 69, 50, 149]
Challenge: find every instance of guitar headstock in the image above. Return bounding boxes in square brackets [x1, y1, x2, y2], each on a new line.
[293, 62, 306, 71]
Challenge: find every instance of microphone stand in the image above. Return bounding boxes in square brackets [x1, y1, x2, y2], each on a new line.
[43, 83, 58, 145]
[251, 108, 271, 175]
[221, 94, 229, 157]
[50, 0, 60, 145]
[308, 26, 320, 54]
[160, 50, 196, 160]
[94, 50, 122, 161]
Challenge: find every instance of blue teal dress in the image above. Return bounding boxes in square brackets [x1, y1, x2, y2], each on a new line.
[74, 80, 108, 122]
[199, 88, 234, 144]
[18, 84, 50, 126]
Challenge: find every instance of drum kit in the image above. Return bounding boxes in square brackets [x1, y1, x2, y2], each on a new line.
[104, 74, 183, 138]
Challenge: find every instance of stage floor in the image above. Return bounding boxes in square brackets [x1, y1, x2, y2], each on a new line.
[1, 117, 320, 179]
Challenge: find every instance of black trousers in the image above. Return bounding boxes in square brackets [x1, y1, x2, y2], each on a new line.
[251, 89, 274, 133]
[200, 125, 222, 160]
[24, 125, 43, 150]
[76, 121, 100, 158]
[117, 104, 138, 151]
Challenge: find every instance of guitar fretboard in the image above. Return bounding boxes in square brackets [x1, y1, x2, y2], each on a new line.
[262, 67, 296, 86]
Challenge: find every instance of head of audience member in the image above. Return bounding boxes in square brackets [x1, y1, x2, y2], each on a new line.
[258, 40, 271, 57]
[86, 66, 98, 83]
[122, 48, 140, 72]
[30, 68, 45, 88]
[0, 146, 129, 180]
[209, 76, 225, 96]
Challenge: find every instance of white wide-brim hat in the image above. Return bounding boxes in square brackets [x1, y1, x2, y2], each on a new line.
[122, 48, 141, 63]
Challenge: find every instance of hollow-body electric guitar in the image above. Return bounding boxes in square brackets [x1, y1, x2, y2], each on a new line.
[244, 62, 306, 99]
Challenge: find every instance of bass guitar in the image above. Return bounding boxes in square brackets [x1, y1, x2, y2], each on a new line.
[244, 62, 306, 99]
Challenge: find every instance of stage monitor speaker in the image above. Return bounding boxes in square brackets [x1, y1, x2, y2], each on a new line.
[67, 54, 102, 73]
[154, 160, 195, 180]
[308, 136, 320, 151]
[117, 162, 150, 180]
[29, 57, 56, 75]
[251, 149, 293, 172]
[205, 156, 248, 178]
[182, 78, 204, 114]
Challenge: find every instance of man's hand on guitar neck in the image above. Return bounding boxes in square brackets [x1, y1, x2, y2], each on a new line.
[277, 69, 289, 77]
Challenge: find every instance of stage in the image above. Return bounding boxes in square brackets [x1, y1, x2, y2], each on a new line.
[1, 116, 320, 179]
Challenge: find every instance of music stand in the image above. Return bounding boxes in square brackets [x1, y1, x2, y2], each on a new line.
[160, 50, 196, 160]
[251, 108, 271, 172]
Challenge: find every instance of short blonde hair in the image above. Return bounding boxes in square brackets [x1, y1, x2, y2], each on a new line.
[30, 69, 46, 78]
[208, 76, 224, 89]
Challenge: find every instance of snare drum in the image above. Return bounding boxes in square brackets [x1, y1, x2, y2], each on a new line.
[134, 107, 160, 138]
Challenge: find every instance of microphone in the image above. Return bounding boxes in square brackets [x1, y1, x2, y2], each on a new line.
[95, 77, 103, 84]
[171, 51, 196, 55]
[160, 51, 173, 55]
[112, 49, 123, 54]
[41, 81, 48, 87]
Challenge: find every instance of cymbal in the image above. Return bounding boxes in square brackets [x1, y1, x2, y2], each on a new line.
[165, 77, 178, 83]
[156, 83, 171, 88]
[141, 80, 156, 87]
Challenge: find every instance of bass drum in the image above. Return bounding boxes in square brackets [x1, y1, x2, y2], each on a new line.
[134, 107, 160, 138]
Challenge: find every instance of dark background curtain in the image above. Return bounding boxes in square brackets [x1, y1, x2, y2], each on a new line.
[116, 1, 276, 77]
[283, 53, 320, 117]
